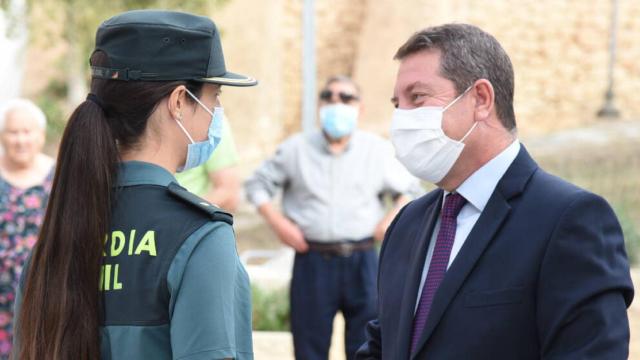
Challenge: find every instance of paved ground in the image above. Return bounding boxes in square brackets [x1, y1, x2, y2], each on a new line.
[253, 313, 346, 360]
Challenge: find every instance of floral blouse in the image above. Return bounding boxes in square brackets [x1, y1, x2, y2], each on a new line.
[0, 169, 53, 359]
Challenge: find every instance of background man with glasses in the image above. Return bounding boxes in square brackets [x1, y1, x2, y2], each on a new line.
[245, 75, 420, 360]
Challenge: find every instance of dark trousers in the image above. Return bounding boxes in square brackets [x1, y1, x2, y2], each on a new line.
[290, 247, 378, 360]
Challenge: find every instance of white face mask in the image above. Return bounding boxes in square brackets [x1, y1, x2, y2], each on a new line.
[390, 87, 476, 184]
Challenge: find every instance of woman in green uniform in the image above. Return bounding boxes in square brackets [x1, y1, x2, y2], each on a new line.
[13, 10, 256, 360]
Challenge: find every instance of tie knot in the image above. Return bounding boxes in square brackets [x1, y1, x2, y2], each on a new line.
[442, 193, 466, 219]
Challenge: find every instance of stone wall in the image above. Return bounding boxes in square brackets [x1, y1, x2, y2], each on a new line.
[214, 0, 640, 169]
[353, 0, 640, 136]
[21, 0, 640, 168]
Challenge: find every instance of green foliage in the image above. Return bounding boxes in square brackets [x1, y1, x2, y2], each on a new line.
[37, 78, 67, 142]
[614, 204, 640, 265]
[3, 0, 233, 132]
[252, 285, 290, 332]
[536, 141, 640, 265]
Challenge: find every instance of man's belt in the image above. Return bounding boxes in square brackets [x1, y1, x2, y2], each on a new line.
[306, 238, 374, 257]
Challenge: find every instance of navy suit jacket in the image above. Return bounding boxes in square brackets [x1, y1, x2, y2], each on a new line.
[356, 146, 634, 359]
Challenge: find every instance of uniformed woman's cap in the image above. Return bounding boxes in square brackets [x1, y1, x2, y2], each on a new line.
[90, 10, 257, 87]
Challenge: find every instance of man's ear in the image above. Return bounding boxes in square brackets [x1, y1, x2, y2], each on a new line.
[166, 85, 188, 120]
[472, 79, 495, 122]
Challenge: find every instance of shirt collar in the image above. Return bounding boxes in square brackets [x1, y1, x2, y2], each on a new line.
[117, 161, 176, 187]
[448, 140, 521, 212]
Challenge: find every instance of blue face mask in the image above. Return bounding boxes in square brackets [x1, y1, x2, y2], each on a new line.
[175, 90, 223, 172]
[319, 104, 359, 140]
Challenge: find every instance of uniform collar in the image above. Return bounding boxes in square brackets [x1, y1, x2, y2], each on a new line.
[117, 161, 176, 187]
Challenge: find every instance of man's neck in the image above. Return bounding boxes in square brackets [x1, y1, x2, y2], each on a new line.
[323, 132, 352, 155]
[439, 132, 516, 192]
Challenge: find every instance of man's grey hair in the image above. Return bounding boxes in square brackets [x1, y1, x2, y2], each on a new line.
[395, 24, 516, 130]
[0, 98, 47, 131]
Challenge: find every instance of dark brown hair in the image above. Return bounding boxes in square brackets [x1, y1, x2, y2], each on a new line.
[395, 24, 516, 130]
[15, 51, 202, 360]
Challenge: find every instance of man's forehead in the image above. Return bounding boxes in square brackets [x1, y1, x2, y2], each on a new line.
[393, 80, 432, 97]
[396, 51, 440, 79]
[394, 51, 455, 96]
[327, 80, 358, 93]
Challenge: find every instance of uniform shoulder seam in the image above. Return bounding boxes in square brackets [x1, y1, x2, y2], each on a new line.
[166, 182, 233, 225]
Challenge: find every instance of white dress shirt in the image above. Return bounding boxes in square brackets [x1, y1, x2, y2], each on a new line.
[415, 140, 521, 309]
[245, 130, 422, 241]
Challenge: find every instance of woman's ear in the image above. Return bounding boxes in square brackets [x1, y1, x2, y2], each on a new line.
[472, 79, 495, 122]
[166, 85, 188, 120]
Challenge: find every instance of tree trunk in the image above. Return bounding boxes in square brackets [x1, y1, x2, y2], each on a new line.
[0, 0, 28, 102]
[65, 0, 87, 109]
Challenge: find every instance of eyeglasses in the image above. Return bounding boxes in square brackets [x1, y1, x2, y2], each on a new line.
[319, 89, 360, 104]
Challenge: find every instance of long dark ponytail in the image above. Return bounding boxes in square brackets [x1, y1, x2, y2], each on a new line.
[16, 51, 202, 360]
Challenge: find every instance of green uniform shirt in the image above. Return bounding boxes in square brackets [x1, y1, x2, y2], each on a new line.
[175, 118, 240, 196]
[14, 161, 253, 360]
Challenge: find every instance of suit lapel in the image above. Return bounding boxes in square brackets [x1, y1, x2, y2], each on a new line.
[396, 190, 443, 360]
[410, 146, 539, 359]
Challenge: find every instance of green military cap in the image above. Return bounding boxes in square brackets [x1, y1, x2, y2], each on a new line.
[91, 9, 257, 86]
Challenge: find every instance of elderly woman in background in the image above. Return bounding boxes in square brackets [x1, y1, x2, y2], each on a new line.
[0, 99, 54, 358]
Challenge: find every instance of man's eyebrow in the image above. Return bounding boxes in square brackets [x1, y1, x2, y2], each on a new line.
[407, 81, 433, 93]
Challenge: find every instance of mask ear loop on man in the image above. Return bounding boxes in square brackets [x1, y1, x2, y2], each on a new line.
[443, 85, 477, 143]
[459, 122, 478, 143]
[443, 86, 473, 112]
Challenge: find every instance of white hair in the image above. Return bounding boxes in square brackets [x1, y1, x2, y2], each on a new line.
[0, 98, 47, 131]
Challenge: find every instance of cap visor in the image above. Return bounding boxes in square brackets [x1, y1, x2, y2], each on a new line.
[199, 71, 258, 87]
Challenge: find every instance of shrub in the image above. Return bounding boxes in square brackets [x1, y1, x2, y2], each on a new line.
[252, 285, 290, 331]
[614, 204, 640, 265]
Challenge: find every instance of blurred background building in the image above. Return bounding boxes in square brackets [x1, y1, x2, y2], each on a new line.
[8, 0, 639, 164]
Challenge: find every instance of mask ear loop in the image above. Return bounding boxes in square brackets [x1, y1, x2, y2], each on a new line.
[174, 117, 195, 144]
[460, 121, 478, 143]
[185, 88, 215, 117]
[441, 85, 477, 143]
[443, 85, 473, 111]
[185, 87, 223, 140]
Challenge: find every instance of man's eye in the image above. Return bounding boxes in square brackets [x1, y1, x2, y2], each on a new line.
[412, 93, 426, 102]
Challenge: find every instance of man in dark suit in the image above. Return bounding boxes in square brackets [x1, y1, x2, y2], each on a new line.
[356, 23, 634, 359]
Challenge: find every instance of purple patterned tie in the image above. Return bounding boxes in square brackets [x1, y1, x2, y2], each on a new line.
[410, 193, 466, 353]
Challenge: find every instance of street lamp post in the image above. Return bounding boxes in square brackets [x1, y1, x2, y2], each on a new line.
[597, 0, 620, 119]
[301, 0, 317, 132]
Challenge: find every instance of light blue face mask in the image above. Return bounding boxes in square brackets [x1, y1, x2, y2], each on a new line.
[175, 89, 223, 172]
[319, 103, 359, 140]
